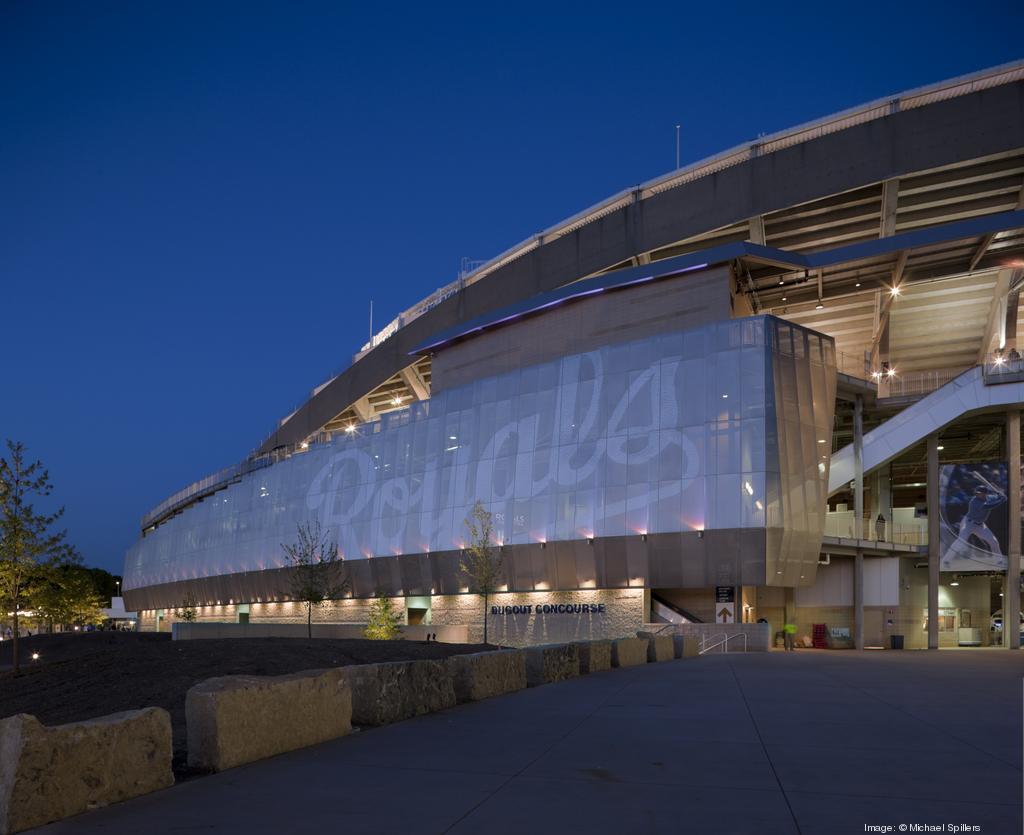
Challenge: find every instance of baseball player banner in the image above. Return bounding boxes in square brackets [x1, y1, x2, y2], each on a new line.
[939, 462, 1009, 572]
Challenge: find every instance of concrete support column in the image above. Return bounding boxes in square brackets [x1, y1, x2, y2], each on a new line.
[927, 434, 940, 650]
[854, 549, 864, 650]
[1006, 409, 1021, 650]
[784, 586, 796, 626]
[854, 395, 864, 540]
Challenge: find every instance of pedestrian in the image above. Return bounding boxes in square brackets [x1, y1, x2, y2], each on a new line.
[783, 621, 797, 651]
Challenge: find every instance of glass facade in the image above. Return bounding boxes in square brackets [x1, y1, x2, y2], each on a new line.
[124, 315, 835, 591]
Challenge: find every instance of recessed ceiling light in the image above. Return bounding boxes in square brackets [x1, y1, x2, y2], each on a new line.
[815, 301, 824, 310]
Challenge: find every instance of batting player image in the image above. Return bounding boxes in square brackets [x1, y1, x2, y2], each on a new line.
[942, 481, 1007, 568]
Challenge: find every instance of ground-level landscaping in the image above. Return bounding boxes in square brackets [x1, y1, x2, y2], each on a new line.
[0, 632, 491, 776]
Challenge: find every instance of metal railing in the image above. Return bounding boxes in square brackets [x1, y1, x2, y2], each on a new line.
[699, 632, 749, 655]
[835, 351, 872, 381]
[878, 366, 965, 399]
[982, 352, 1024, 385]
[824, 513, 927, 546]
[353, 61, 1024, 361]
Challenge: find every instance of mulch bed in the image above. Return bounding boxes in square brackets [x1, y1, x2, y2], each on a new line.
[0, 632, 492, 777]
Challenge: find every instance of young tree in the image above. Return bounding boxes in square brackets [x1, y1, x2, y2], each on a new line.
[176, 591, 199, 623]
[282, 520, 347, 638]
[0, 441, 78, 674]
[363, 590, 402, 640]
[460, 501, 502, 645]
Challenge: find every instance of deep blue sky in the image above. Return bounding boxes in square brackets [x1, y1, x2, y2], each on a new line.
[2, 1, 1022, 574]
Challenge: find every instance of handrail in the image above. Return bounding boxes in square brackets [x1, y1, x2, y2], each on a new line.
[982, 351, 1024, 385]
[699, 632, 749, 655]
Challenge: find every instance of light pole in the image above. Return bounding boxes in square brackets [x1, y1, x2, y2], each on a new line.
[675, 124, 681, 170]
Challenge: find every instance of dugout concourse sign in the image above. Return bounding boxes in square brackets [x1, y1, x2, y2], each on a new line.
[715, 586, 735, 624]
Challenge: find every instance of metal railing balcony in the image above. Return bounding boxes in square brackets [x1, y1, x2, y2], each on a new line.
[824, 512, 928, 546]
[874, 366, 966, 400]
[982, 352, 1024, 385]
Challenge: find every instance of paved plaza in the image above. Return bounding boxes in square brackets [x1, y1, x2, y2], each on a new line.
[37, 650, 1024, 834]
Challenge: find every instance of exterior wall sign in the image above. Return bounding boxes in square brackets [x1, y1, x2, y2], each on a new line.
[715, 586, 735, 623]
[491, 603, 607, 615]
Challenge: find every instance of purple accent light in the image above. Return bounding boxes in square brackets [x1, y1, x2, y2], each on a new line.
[417, 261, 710, 353]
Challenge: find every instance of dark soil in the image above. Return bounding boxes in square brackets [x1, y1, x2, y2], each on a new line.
[0, 632, 492, 777]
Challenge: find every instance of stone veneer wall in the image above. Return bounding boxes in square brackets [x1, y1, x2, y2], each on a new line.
[139, 588, 645, 646]
[432, 589, 645, 646]
[139, 597, 405, 633]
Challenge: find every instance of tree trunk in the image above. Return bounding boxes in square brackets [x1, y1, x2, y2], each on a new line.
[483, 592, 488, 645]
[11, 609, 19, 676]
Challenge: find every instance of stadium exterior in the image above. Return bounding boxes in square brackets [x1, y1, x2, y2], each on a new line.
[125, 62, 1024, 649]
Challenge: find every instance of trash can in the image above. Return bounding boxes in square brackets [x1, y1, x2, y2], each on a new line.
[889, 634, 904, 650]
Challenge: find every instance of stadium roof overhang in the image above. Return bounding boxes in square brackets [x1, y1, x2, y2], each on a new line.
[254, 62, 1024, 456]
[412, 210, 1024, 355]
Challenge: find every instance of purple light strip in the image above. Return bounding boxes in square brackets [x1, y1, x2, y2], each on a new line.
[418, 262, 710, 352]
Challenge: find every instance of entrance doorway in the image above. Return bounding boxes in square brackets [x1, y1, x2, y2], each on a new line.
[863, 610, 884, 647]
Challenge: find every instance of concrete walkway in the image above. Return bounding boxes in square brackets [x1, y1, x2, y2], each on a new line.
[37, 650, 1023, 834]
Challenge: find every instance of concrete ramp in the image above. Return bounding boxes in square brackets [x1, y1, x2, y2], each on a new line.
[829, 366, 1024, 495]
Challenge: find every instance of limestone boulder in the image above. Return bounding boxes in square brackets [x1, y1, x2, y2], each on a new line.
[525, 643, 580, 686]
[186, 668, 351, 772]
[611, 637, 648, 667]
[575, 640, 612, 673]
[344, 660, 455, 725]
[647, 635, 674, 662]
[673, 635, 699, 658]
[448, 651, 526, 702]
[0, 708, 173, 835]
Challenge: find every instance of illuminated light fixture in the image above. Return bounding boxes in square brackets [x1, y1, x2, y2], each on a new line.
[300, 441, 309, 449]
[815, 300, 824, 310]
[781, 296, 787, 302]
[743, 482, 754, 496]
[871, 370, 882, 379]
[950, 581, 959, 587]
[392, 396, 404, 406]
[994, 354, 1006, 366]
[31, 652, 40, 661]
[855, 282, 861, 287]
[755, 500, 763, 510]
[449, 435, 457, 441]
[890, 284, 901, 297]
[721, 393, 728, 399]
[886, 367, 896, 378]
[937, 445, 945, 451]
[817, 439, 826, 444]
[345, 424, 356, 434]
[778, 278, 784, 285]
